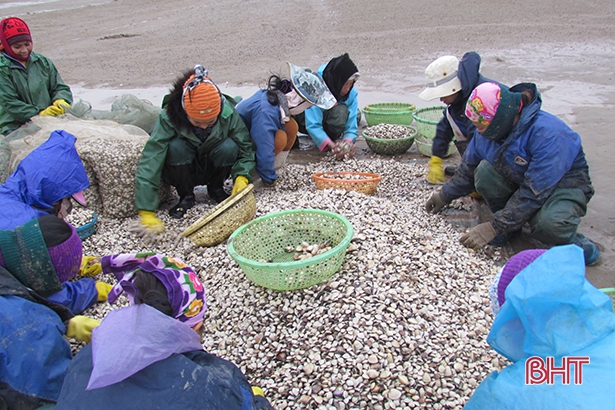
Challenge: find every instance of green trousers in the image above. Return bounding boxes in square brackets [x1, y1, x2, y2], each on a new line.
[474, 160, 588, 244]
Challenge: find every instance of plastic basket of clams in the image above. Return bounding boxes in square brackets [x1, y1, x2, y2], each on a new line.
[65, 208, 98, 240]
[227, 209, 354, 291]
[362, 123, 417, 155]
[415, 135, 458, 158]
[312, 171, 382, 195]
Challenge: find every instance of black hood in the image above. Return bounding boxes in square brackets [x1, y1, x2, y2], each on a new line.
[322, 53, 358, 103]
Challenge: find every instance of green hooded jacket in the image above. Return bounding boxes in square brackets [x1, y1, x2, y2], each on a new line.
[134, 97, 255, 212]
[0, 51, 73, 135]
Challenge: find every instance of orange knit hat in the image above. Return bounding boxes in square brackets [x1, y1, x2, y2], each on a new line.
[182, 74, 222, 121]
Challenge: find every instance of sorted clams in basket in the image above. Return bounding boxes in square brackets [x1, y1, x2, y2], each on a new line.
[362, 123, 417, 155]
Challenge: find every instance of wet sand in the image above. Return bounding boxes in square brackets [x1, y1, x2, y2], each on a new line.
[4, 0, 614, 285]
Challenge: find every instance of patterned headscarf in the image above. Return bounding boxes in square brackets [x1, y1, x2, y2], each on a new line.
[465, 82, 501, 126]
[466, 82, 522, 141]
[107, 253, 206, 327]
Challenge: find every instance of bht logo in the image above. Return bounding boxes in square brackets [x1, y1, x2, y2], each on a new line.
[525, 356, 590, 385]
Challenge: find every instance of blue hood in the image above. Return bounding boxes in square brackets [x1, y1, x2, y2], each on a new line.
[488, 245, 615, 362]
[0, 130, 89, 230]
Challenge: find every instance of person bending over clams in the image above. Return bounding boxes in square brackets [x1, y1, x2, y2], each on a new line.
[418, 52, 505, 184]
[134, 65, 256, 231]
[236, 62, 335, 186]
[55, 252, 274, 410]
[464, 245, 615, 409]
[292, 53, 360, 160]
[0, 216, 111, 409]
[425, 82, 599, 265]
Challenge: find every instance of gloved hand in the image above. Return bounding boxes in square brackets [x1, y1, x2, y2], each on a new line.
[252, 386, 265, 397]
[96, 281, 113, 302]
[426, 156, 446, 185]
[53, 99, 70, 113]
[66, 315, 101, 343]
[460, 222, 497, 250]
[232, 176, 249, 195]
[79, 256, 102, 277]
[39, 104, 64, 116]
[425, 191, 448, 214]
[138, 210, 164, 233]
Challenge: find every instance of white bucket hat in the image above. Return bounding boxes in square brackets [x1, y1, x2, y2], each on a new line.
[287, 62, 336, 110]
[419, 55, 463, 101]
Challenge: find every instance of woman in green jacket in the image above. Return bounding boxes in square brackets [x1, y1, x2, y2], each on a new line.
[135, 65, 256, 231]
[0, 17, 72, 135]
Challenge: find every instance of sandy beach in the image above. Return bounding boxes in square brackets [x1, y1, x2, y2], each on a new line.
[12, 0, 615, 283]
[4, 0, 614, 279]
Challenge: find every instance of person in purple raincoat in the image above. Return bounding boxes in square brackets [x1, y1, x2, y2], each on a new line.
[56, 252, 274, 410]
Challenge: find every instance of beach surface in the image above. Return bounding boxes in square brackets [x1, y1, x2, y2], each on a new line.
[4, 0, 614, 284]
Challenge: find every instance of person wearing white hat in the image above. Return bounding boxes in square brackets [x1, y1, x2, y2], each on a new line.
[419, 52, 503, 184]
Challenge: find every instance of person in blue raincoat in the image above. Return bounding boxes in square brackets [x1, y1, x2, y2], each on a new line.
[0, 129, 89, 230]
[425, 82, 599, 265]
[0, 215, 111, 315]
[55, 253, 274, 410]
[0, 264, 74, 410]
[464, 245, 615, 409]
[292, 53, 360, 159]
[236, 62, 336, 186]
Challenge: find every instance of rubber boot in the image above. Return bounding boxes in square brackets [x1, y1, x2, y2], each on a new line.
[573, 233, 600, 265]
[207, 166, 231, 204]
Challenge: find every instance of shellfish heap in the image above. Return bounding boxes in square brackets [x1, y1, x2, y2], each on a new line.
[77, 155, 505, 410]
[363, 123, 415, 140]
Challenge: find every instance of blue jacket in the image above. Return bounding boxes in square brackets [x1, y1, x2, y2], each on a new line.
[432, 52, 499, 158]
[0, 265, 73, 409]
[304, 63, 359, 151]
[0, 129, 89, 230]
[441, 83, 593, 236]
[46, 278, 99, 315]
[236, 90, 280, 184]
[464, 245, 615, 409]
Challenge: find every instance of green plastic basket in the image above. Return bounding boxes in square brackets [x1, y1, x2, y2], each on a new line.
[600, 288, 615, 308]
[362, 125, 417, 155]
[415, 135, 457, 158]
[227, 209, 354, 291]
[362, 102, 416, 126]
[413, 106, 445, 139]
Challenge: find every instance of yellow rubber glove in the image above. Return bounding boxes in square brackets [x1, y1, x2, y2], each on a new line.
[79, 256, 102, 277]
[53, 99, 70, 112]
[232, 176, 249, 195]
[95, 281, 113, 302]
[39, 104, 64, 116]
[66, 315, 101, 343]
[138, 210, 164, 233]
[252, 386, 265, 397]
[426, 156, 446, 185]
